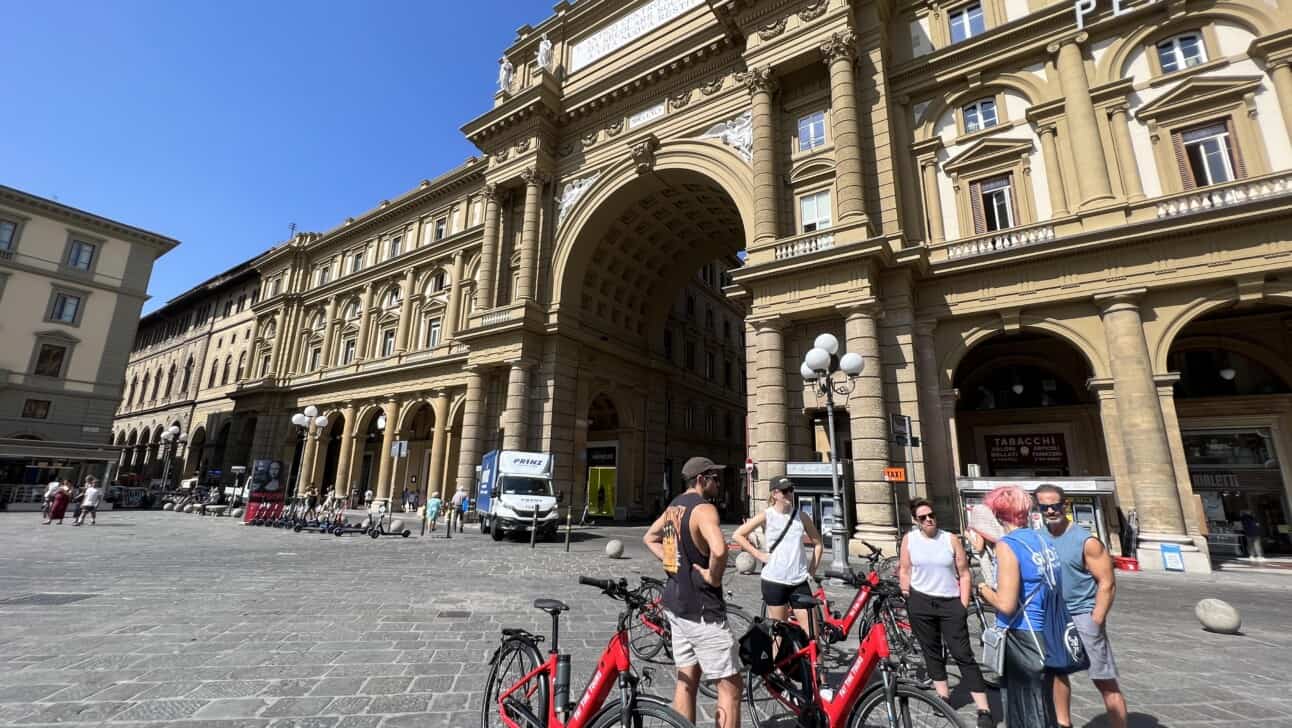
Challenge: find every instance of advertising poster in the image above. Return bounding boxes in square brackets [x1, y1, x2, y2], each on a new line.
[244, 459, 285, 523]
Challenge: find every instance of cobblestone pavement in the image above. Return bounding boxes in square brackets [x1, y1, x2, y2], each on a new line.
[0, 511, 1290, 727]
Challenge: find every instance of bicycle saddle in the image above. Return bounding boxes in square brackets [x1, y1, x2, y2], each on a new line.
[789, 592, 821, 610]
[533, 598, 569, 614]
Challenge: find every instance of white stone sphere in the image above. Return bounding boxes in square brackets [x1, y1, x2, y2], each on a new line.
[183, 504, 196, 513]
[736, 551, 758, 574]
[162, 503, 175, 511]
[605, 539, 624, 559]
[1195, 598, 1241, 634]
[231, 508, 244, 519]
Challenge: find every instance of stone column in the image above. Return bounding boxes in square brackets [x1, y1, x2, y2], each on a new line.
[374, 398, 402, 504]
[444, 250, 465, 342]
[320, 298, 339, 367]
[822, 31, 867, 228]
[1095, 291, 1197, 566]
[475, 185, 500, 310]
[395, 268, 417, 354]
[1090, 382, 1134, 511]
[427, 392, 452, 499]
[455, 370, 487, 493]
[913, 321, 954, 508]
[753, 318, 788, 497]
[333, 403, 357, 499]
[1268, 61, 1292, 139]
[919, 159, 945, 243]
[1049, 34, 1113, 208]
[742, 67, 780, 246]
[502, 362, 532, 451]
[1037, 125, 1071, 216]
[516, 170, 544, 302]
[845, 302, 896, 545]
[355, 284, 374, 363]
[1107, 104, 1145, 202]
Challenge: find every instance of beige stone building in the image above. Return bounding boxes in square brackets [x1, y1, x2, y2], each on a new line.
[0, 184, 176, 505]
[119, 0, 1292, 570]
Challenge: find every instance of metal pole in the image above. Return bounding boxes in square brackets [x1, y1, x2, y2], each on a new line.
[564, 504, 573, 553]
[160, 442, 173, 491]
[823, 378, 851, 572]
[905, 416, 919, 496]
[530, 509, 539, 549]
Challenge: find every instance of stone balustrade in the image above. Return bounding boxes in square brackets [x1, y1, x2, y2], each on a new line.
[773, 231, 835, 261]
[1156, 172, 1292, 219]
[946, 222, 1056, 260]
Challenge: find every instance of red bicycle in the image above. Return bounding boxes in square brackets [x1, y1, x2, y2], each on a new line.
[481, 576, 691, 728]
[746, 580, 965, 728]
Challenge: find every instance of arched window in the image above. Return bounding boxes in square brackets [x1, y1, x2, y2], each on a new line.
[384, 286, 402, 309]
[221, 356, 232, 386]
[150, 369, 162, 401]
[124, 376, 136, 407]
[236, 352, 247, 381]
[181, 357, 194, 394]
[208, 360, 218, 388]
[163, 364, 176, 399]
[138, 373, 148, 404]
[311, 311, 326, 332]
[343, 301, 360, 321]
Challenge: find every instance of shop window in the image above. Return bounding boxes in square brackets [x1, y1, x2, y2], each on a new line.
[962, 98, 998, 134]
[1156, 32, 1206, 74]
[799, 190, 832, 233]
[797, 111, 827, 152]
[948, 3, 985, 44]
[971, 175, 1015, 233]
[1176, 121, 1242, 188]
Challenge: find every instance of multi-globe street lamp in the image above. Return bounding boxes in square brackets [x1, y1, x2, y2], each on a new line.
[800, 332, 864, 575]
[290, 405, 330, 500]
[158, 425, 186, 492]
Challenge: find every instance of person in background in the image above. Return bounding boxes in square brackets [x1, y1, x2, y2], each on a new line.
[1036, 484, 1126, 728]
[966, 502, 1004, 587]
[976, 485, 1059, 728]
[1241, 512, 1264, 559]
[363, 489, 374, 509]
[899, 499, 993, 728]
[451, 486, 467, 532]
[44, 481, 72, 525]
[75, 477, 104, 526]
[732, 475, 822, 628]
[42, 479, 61, 519]
[426, 492, 443, 532]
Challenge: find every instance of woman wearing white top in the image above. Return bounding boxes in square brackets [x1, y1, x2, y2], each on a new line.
[733, 476, 823, 625]
[900, 498, 993, 728]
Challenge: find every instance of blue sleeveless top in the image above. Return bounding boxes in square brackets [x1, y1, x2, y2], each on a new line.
[995, 528, 1055, 631]
[1044, 524, 1098, 615]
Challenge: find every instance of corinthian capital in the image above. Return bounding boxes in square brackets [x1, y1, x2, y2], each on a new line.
[737, 65, 778, 95]
[520, 167, 551, 186]
[820, 30, 857, 64]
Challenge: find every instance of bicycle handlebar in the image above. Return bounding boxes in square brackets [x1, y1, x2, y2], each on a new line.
[578, 576, 615, 591]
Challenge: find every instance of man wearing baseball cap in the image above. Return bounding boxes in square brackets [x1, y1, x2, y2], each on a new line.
[644, 456, 742, 728]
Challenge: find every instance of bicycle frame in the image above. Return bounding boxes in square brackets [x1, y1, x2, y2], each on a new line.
[495, 630, 633, 728]
[762, 617, 893, 727]
[817, 571, 879, 637]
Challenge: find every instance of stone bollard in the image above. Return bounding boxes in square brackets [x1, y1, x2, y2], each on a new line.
[183, 504, 196, 513]
[605, 539, 625, 559]
[162, 503, 175, 511]
[736, 551, 758, 575]
[231, 508, 244, 519]
[1195, 598, 1242, 634]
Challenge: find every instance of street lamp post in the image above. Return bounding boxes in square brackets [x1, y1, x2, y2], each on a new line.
[159, 425, 186, 492]
[800, 333, 865, 576]
[290, 405, 330, 503]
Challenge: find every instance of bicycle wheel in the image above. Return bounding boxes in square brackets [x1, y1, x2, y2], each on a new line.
[745, 623, 813, 728]
[587, 694, 693, 727]
[697, 605, 754, 699]
[627, 582, 669, 661]
[848, 682, 965, 728]
[480, 637, 547, 728]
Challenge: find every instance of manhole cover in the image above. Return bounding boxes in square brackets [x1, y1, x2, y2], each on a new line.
[437, 610, 471, 619]
[0, 593, 96, 606]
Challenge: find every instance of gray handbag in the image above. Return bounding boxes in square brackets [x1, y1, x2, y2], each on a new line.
[981, 582, 1042, 674]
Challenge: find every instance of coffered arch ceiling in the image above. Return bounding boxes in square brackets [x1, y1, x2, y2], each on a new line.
[561, 168, 744, 347]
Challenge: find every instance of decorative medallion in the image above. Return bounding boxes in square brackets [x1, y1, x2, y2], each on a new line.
[581, 130, 599, 147]
[513, 138, 531, 154]
[799, 1, 829, 21]
[758, 18, 788, 40]
[605, 119, 625, 137]
[557, 142, 577, 158]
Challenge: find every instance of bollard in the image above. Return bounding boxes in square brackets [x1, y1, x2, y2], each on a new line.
[564, 505, 573, 553]
[445, 510, 452, 539]
[530, 510, 539, 549]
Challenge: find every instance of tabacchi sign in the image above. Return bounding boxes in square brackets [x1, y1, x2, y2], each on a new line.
[1074, 0, 1159, 30]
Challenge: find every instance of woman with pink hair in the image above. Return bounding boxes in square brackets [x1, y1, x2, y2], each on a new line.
[976, 486, 1059, 728]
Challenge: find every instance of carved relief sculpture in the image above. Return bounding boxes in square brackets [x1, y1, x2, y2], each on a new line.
[632, 135, 661, 175]
[557, 172, 602, 225]
[699, 111, 754, 162]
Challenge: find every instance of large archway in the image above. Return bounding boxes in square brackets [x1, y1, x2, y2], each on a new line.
[549, 163, 751, 520]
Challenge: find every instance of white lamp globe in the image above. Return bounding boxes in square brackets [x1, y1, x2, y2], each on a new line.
[1012, 383, 1025, 395]
[805, 347, 831, 373]
[303, 405, 319, 418]
[814, 333, 840, 356]
[291, 413, 308, 427]
[800, 362, 818, 381]
[1219, 367, 1237, 381]
[168, 425, 181, 436]
[376, 414, 387, 430]
[839, 352, 864, 377]
[314, 415, 329, 429]
[161, 431, 174, 443]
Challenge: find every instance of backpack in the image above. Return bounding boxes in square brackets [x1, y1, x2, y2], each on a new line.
[1015, 531, 1091, 675]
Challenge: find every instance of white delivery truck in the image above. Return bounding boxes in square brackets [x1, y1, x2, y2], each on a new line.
[476, 450, 561, 541]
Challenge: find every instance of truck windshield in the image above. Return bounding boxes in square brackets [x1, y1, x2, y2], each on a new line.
[499, 477, 552, 497]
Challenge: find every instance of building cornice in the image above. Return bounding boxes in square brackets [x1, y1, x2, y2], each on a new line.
[0, 185, 179, 253]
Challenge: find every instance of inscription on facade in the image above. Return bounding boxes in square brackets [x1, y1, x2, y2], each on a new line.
[571, 0, 706, 72]
[629, 102, 667, 129]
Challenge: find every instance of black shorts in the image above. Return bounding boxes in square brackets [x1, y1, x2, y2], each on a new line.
[761, 579, 812, 607]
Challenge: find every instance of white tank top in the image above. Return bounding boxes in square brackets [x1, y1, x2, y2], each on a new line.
[761, 507, 809, 586]
[907, 529, 960, 598]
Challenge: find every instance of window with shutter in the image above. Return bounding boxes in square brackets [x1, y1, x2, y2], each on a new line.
[1172, 131, 1197, 190]
[1224, 118, 1247, 179]
[970, 181, 986, 234]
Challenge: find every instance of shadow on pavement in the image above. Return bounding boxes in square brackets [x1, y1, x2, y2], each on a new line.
[1083, 712, 1165, 727]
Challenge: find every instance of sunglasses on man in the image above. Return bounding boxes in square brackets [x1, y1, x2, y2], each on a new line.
[915, 512, 936, 522]
[1038, 503, 1064, 513]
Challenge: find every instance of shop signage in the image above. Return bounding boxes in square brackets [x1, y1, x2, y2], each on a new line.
[571, 0, 705, 72]
[1074, 0, 1159, 30]
[986, 433, 1068, 472]
[787, 462, 844, 477]
[1159, 543, 1185, 572]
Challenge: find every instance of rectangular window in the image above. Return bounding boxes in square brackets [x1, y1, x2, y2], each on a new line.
[34, 344, 68, 378]
[381, 329, 396, 357]
[351, 251, 365, 274]
[269, 278, 281, 297]
[1181, 123, 1237, 187]
[223, 300, 233, 317]
[685, 405, 694, 431]
[50, 292, 81, 324]
[948, 3, 985, 44]
[308, 346, 322, 371]
[260, 354, 272, 376]
[340, 338, 356, 365]
[66, 239, 96, 271]
[427, 318, 442, 348]
[724, 359, 733, 388]
[388, 236, 402, 259]
[317, 266, 331, 286]
[0, 219, 15, 252]
[433, 271, 447, 292]
[978, 175, 1015, 232]
[236, 294, 246, 311]
[723, 320, 731, 342]
[705, 352, 715, 380]
[1157, 33, 1206, 74]
[22, 399, 50, 419]
[797, 111, 827, 152]
[435, 218, 448, 240]
[963, 98, 998, 133]
[685, 294, 696, 318]
[800, 190, 832, 233]
[685, 341, 696, 371]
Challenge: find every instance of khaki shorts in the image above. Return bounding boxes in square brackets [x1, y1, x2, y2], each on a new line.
[665, 610, 740, 680]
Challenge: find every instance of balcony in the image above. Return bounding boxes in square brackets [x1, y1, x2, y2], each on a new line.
[1155, 172, 1292, 220]
[774, 230, 835, 261]
[943, 221, 1057, 261]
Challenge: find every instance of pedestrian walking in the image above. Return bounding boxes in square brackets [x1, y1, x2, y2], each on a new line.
[976, 485, 1059, 728]
[966, 502, 1004, 587]
[732, 475, 822, 627]
[451, 486, 467, 532]
[899, 499, 994, 728]
[1124, 509, 1139, 558]
[74, 477, 104, 526]
[43, 482, 72, 525]
[41, 479, 61, 519]
[364, 489, 374, 509]
[1241, 511, 1264, 559]
[426, 492, 443, 532]
[1037, 485, 1127, 728]
[69, 483, 84, 523]
[643, 456, 742, 728]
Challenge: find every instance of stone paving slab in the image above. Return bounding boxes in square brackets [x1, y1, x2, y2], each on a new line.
[1, 511, 1290, 726]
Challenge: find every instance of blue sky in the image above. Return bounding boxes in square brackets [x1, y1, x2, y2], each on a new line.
[1, 0, 551, 312]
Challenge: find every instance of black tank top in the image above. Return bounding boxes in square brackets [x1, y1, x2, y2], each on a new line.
[661, 491, 726, 622]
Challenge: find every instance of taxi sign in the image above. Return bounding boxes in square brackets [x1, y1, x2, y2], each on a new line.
[883, 467, 907, 483]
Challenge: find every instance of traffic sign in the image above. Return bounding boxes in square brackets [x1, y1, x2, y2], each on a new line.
[745, 458, 754, 472]
[890, 414, 909, 437]
[883, 467, 907, 483]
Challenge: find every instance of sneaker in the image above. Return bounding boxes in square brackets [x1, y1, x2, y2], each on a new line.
[977, 710, 995, 728]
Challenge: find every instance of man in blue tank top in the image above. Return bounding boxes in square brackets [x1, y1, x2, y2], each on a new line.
[1036, 484, 1127, 728]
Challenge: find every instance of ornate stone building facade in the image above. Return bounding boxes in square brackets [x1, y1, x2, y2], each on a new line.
[116, 0, 1292, 570]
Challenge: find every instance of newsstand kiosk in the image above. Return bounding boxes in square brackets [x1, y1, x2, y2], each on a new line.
[956, 476, 1118, 547]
